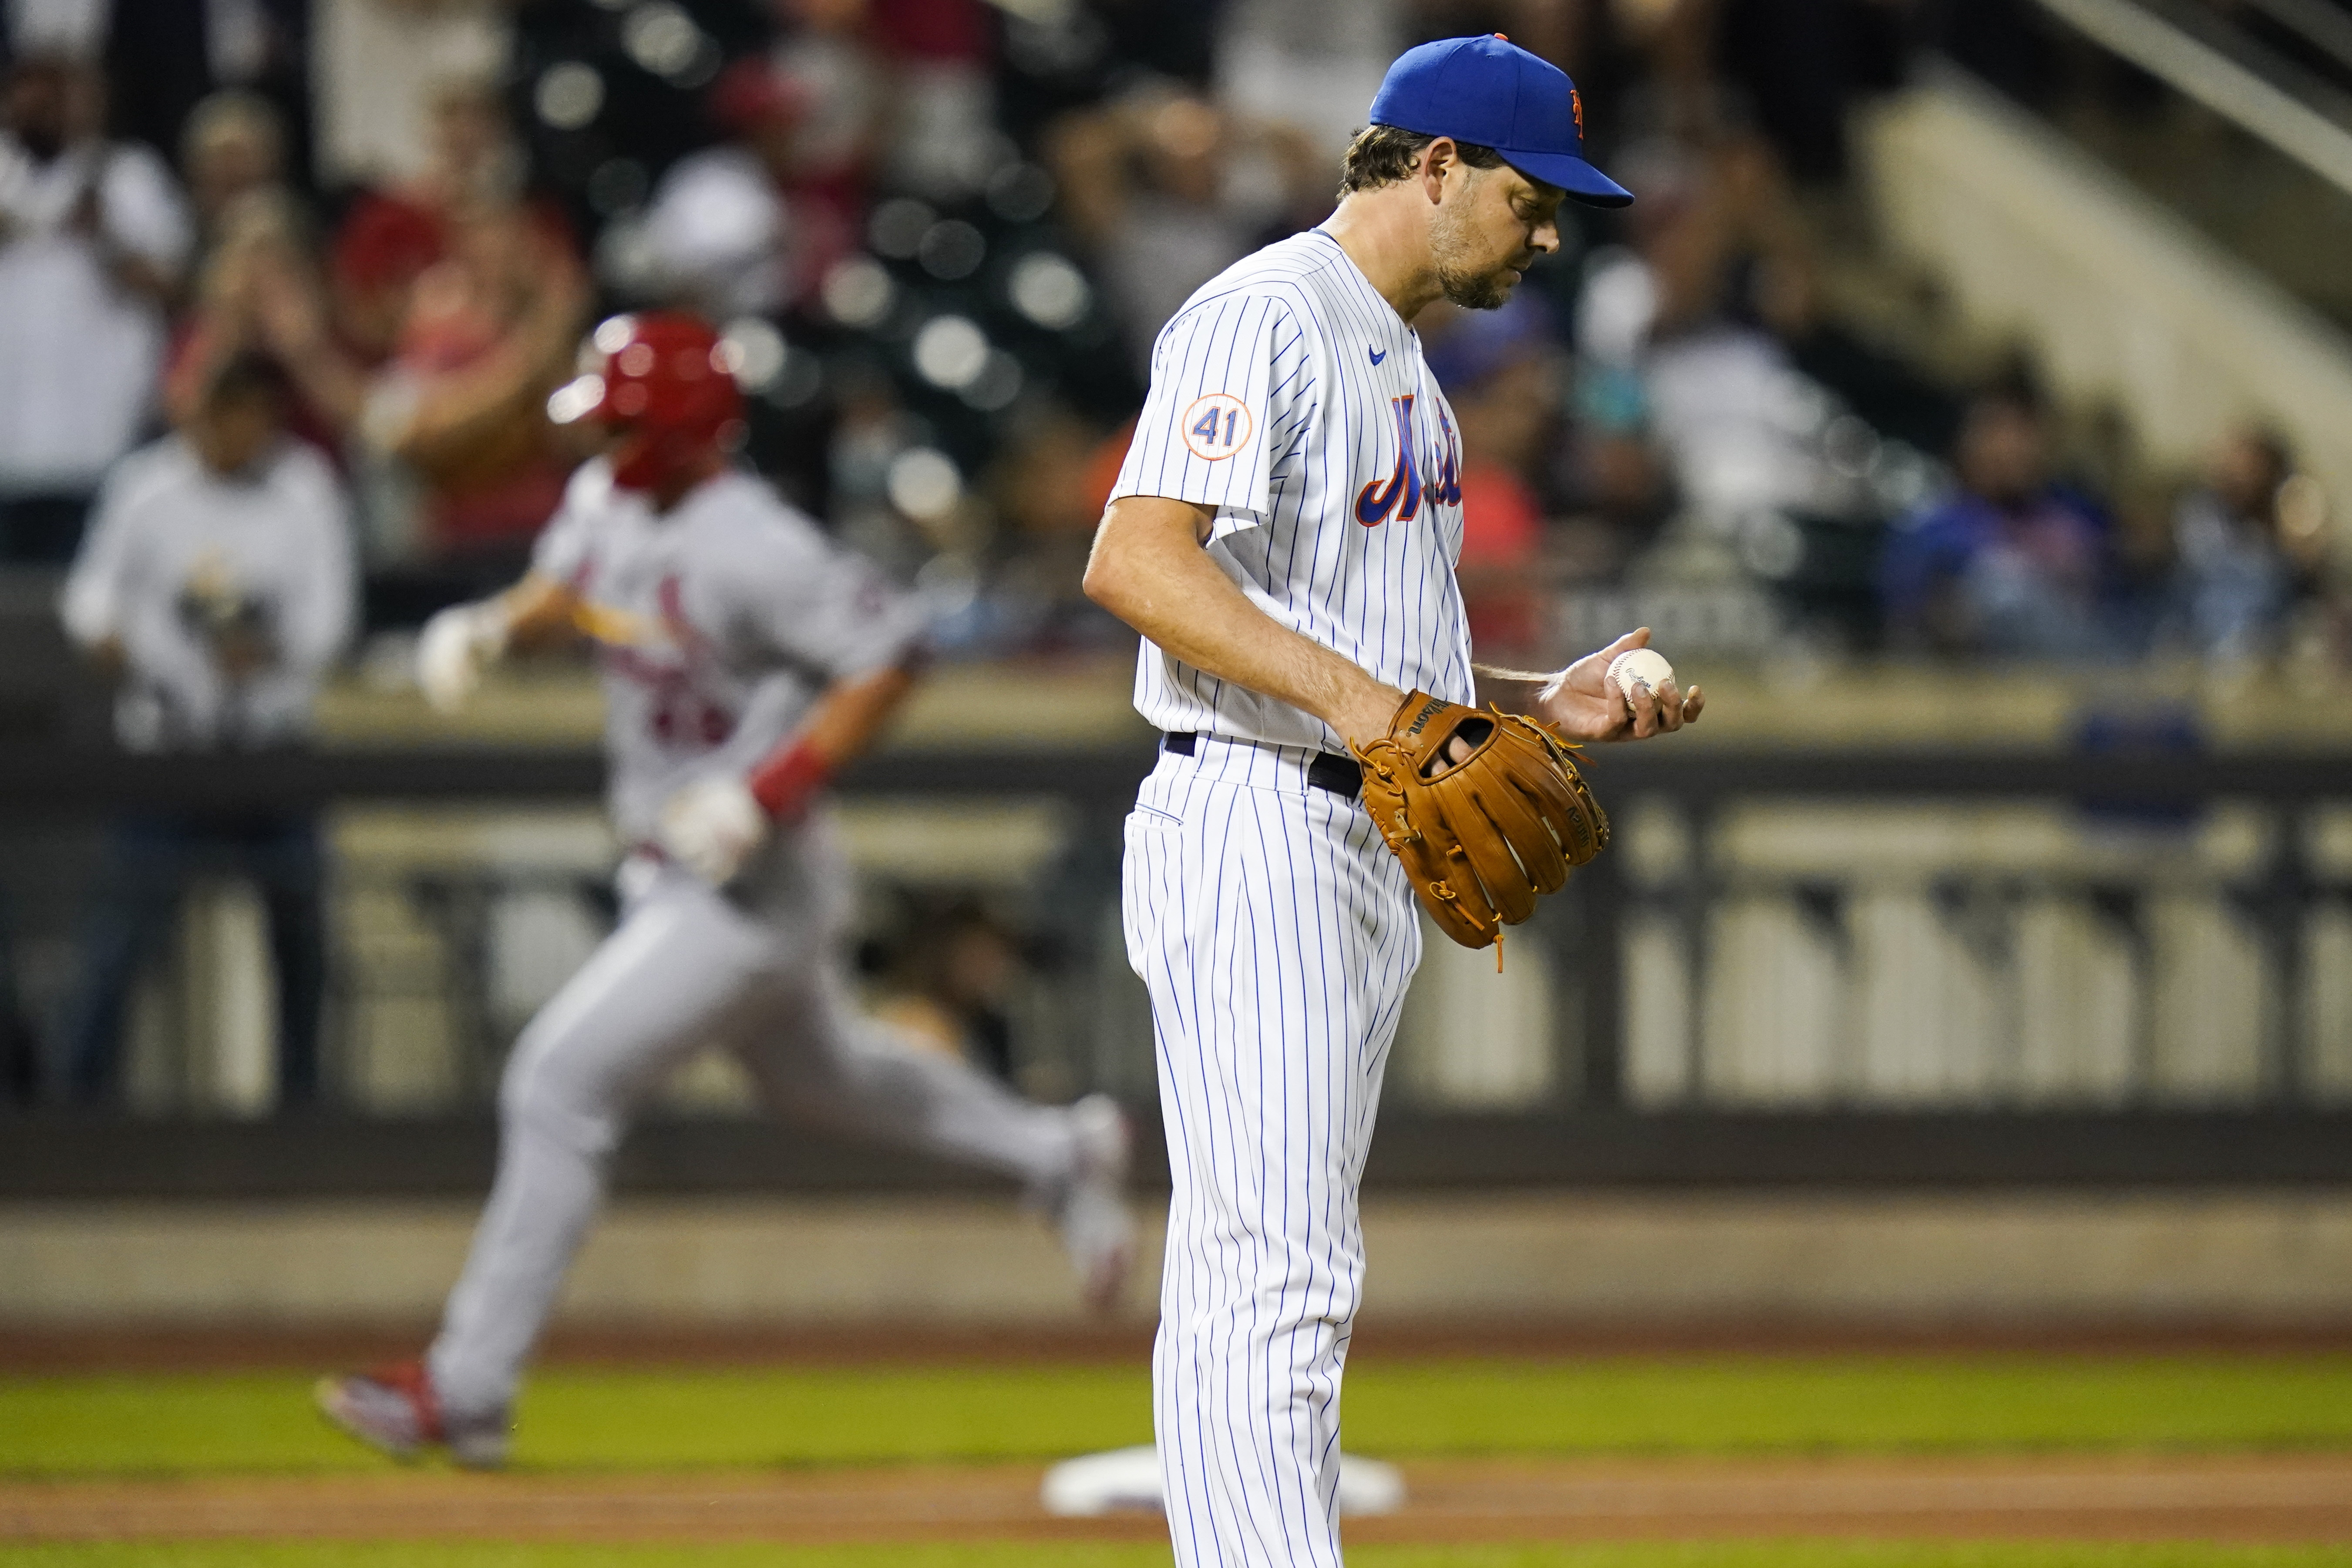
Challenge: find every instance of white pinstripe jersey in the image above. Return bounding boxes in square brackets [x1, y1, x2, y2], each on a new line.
[1108, 227, 1474, 755]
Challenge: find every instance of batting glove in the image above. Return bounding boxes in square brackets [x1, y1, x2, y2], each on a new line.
[416, 602, 511, 715]
[658, 774, 771, 886]
[423, 601, 515, 719]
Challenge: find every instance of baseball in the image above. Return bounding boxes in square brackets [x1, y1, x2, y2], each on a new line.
[1606, 647, 1676, 706]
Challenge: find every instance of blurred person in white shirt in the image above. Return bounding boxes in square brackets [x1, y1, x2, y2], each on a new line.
[611, 58, 809, 319]
[0, 52, 192, 561]
[310, 0, 511, 190]
[56, 351, 354, 1107]
[2165, 427, 2327, 664]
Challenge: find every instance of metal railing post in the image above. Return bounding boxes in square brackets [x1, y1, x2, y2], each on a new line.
[1575, 843, 1627, 1108]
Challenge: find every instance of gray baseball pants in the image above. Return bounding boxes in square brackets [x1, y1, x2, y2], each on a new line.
[427, 819, 1078, 1422]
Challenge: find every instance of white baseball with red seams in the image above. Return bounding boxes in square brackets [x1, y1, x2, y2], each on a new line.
[1606, 647, 1676, 708]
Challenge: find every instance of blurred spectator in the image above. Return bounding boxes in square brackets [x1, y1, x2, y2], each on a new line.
[769, 0, 887, 218]
[1558, 392, 1673, 579]
[1215, 0, 1402, 158]
[1879, 375, 2124, 660]
[871, 896, 1026, 1081]
[56, 352, 353, 1107]
[5, 1, 102, 55]
[325, 76, 532, 366]
[1048, 86, 1326, 372]
[102, 0, 310, 189]
[963, 403, 1132, 653]
[181, 89, 294, 254]
[282, 203, 586, 568]
[866, 0, 1001, 198]
[310, 0, 511, 190]
[2163, 427, 2328, 662]
[766, 0, 1000, 200]
[1711, 0, 1905, 183]
[824, 357, 934, 571]
[1424, 292, 1565, 661]
[261, 81, 588, 569]
[607, 58, 824, 318]
[1576, 139, 1831, 529]
[163, 91, 322, 433]
[0, 53, 191, 562]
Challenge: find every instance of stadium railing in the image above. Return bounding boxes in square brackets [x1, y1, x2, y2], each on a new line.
[2, 742, 2349, 1195]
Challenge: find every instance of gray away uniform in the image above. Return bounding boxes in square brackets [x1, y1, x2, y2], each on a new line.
[427, 460, 1083, 1422]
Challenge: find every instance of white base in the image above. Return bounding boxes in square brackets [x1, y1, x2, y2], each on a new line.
[1040, 1444, 1406, 1518]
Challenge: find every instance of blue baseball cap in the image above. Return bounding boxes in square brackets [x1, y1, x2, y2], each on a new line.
[1368, 34, 1632, 208]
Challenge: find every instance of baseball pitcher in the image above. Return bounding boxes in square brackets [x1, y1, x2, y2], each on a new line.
[1083, 37, 1703, 1565]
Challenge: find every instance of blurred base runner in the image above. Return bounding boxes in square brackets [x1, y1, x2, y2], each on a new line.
[317, 312, 1134, 1467]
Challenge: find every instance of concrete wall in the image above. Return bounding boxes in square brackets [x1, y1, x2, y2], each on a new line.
[5, 1192, 2349, 1329]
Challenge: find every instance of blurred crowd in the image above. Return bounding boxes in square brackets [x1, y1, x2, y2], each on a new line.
[1, 0, 2340, 682]
[2, 0, 2344, 1108]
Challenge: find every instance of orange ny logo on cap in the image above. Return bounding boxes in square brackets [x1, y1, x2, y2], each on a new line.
[1570, 87, 1585, 138]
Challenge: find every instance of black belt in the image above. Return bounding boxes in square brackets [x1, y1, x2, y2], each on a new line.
[1161, 731, 1363, 800]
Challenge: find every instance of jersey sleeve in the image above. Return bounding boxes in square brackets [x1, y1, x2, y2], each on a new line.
[1109, 292, 1311, 537]
[728, 512, 928, 682]
[528, 463, 608, 588]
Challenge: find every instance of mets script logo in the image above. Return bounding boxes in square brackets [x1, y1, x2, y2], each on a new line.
[1355, 395, 1464, 527]
[1181, 393, 1252, 461]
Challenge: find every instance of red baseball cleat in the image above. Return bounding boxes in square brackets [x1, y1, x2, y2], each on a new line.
[1056, 1094, 1137, 1314]
[314, 1359, 508, 1469]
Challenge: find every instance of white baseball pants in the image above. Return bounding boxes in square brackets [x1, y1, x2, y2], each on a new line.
[1123, 736, 1422, 1567]
[428, 817, 1079, 1424]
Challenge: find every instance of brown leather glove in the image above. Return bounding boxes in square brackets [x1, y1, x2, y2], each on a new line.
[1353, 690, 1610, 950]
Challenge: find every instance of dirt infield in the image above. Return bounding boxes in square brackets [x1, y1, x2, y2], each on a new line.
[5, 1454, 2349, 1546]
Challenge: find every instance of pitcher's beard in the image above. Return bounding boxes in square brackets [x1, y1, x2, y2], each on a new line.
[1438, 262, 1516, 310]
[1430, 206, 1520, 310]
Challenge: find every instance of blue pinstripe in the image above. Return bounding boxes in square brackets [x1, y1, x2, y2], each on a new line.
[1124, 741, 1418, 1566]
[1111, 226, 1466, 1565]
[1110, 230, 1473, 757]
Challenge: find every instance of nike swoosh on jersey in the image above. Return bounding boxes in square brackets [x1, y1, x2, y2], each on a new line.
[1369, 348, 1387, 364]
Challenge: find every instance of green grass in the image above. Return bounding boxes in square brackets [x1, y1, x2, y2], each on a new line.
[3, 1544, 2351, 1568]
[0, 1365, 1153, 1477]
[3, 1355, 2350, 1477]
[1341, 1356, 2352, 1457]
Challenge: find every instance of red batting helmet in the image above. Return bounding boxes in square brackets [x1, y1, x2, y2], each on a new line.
[549, 312, 746, 494]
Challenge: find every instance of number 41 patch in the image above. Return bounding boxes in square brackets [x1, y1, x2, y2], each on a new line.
[1181, 393, 1253, 461]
